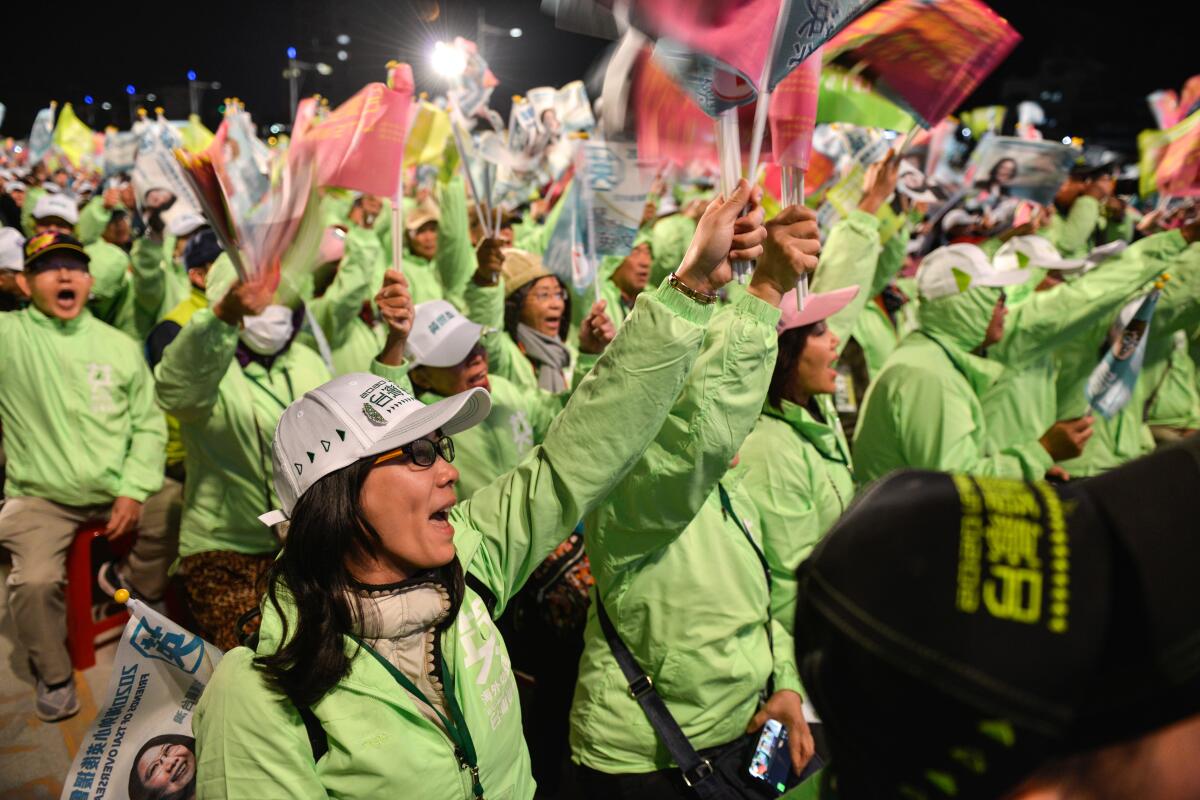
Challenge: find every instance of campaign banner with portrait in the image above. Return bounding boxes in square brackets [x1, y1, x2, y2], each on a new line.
[60, 599, 222, 800]
[964, 135, 1076, 207]
[131, 117, 204, 232]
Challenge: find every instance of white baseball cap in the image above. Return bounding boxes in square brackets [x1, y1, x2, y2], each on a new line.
[166, 211, 207, 238]
[0, 227, 25, 271]
[917, 243, 1028, 301]
[32, 193, 80, 225]
[406, 300, 486, 368]
[993, 235, 1086, 272]
[5, 181, 26, 194]
[259, 372, 491, 525]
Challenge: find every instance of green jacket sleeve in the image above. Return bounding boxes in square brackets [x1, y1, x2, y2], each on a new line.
[311, 228, 380, 349]
[434, 176, 475, 310]
[453, 281, 715, 612]
[1144, 241, 1200, 337]
[586, 291, 781, 566]
[130, 236, 167, 324]
[368, 357, 414, 395]
[894, 365, 1053, 479]
[118, 353, 168, 501]
[193, 647, 330, 799]
[1047, 195, 1100, 259]
[464, 278, 522, 380]
[154, 308, 239, 422]
[994, 230, 1189, 369]
[810, 209, 883, 353]
[76, 197, 118, 245]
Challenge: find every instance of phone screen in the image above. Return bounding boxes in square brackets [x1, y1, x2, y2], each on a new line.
[748, 719, 791, 794]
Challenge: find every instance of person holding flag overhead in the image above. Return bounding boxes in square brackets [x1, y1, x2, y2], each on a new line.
[153, 255, 334, 651]
[853, 243, 1081, 483]
[192, 180, 769, 800]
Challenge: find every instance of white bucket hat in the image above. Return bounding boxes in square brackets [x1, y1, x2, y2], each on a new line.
[406, 300, 486, 368]
[259, 372, 491, 526]
[917, 243, 1028, 301]
[166, 211, 208, 238]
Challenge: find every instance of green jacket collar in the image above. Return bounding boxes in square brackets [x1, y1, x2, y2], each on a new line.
[25, 303, 91, 335]
[762, 397, 850, 465]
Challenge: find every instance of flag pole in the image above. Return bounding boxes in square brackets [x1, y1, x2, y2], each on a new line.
[746, 0, 792, 187]
[449, 108, 493, 237]
[782, 165, 807, 311]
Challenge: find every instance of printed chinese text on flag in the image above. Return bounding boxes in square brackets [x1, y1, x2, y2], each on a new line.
[824, 0, 1020, 127]
[300, 80, 413, 197]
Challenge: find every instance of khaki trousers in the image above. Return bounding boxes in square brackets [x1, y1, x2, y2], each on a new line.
[0, 480, 181, 684]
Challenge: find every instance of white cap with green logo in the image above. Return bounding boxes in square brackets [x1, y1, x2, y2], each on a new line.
[406, 300, 485, 368]
[258, 373, 491, 526]
[917, 243, 1028, 301]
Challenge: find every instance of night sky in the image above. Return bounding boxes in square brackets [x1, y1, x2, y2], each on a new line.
[2, 0, 1194, 155]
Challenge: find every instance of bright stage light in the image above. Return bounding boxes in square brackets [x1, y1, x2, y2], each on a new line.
[431, 40, 467, 78]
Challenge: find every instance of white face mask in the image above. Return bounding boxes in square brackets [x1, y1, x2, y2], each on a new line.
[240, 304, 295, 355]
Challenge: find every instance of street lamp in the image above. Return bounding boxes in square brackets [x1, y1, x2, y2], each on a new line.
[188, 70, 223, 117]
[283, 47, 333, 117]
[476, 10, 522, 61]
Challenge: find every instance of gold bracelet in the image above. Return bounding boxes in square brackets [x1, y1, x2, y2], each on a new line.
[668, 272, 718, 305]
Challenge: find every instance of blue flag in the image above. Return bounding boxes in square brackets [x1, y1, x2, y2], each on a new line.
[1086, 290, 1161, 420]
[27, 105, 55, 165]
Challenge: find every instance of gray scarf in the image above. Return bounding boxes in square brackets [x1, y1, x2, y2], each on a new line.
[516, 323, 571, 392]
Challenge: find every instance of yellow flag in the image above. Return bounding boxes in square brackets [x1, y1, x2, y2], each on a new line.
[404, 101, 451, 165]
[181, 114, 215, 153]
[961, 106, 1007, 139]
[52, 102, 95, 167]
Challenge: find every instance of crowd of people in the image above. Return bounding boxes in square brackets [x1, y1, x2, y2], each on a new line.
[2, 83, 1200, 800]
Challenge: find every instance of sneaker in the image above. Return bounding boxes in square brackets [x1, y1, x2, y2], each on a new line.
[96, 560, 131, 598]
[36, 677, 80, 722]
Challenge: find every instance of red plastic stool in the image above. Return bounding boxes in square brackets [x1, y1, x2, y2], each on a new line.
[65, 522, 133, 671]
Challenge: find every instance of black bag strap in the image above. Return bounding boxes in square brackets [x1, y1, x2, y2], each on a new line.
[717, 483, 775, 696]
[595, 594, 732, 799]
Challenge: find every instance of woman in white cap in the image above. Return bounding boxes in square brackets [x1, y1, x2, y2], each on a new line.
[191, 181, 767, 800]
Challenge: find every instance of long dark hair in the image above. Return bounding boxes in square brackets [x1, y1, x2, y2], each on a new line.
[768, 322, 824, 416]
[128, 733, 195, 800]
[253, 457, 464, 708]
[504, 275, 571, 342]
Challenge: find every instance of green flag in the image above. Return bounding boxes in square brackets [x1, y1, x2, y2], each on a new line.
[816, 66, 914, 131]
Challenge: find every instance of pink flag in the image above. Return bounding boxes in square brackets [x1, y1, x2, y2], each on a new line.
[768, 51, 820, 169]
[824, 0, 1021, 127]
[1157, 112, 1200, 198]
[301, 80, 413, 197]
[1180, 76, 1200, 121]
[1147, 90, 1181, 130]
[633, 49, 719, 169]
[631, 0, 778, 92]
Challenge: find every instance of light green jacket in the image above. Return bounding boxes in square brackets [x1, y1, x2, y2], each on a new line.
[130, 235, 192, 330]
[982, 231, 1189, 455]
[0, 306, 165, 505]
[854, 288, 1053, 484]
[86, 239, 139, 339]
[417, 373, 567, 501]
[1043, 195, 1101, 260]
[193, 280, 717, 800]
[649, 213, 697, 286]
[300, 226, 388, 376]
[154, 278, 332, 556]
[570, 291, 796, 773]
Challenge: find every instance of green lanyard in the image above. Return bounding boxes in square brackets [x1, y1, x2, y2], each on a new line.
[352, 636, 485, 799]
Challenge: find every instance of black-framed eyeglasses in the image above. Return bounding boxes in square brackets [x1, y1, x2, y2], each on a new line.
[374, 435, 455, 469]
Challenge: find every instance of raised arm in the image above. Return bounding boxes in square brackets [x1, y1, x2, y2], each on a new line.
[994, 230, 1190, 369]
[155, 267, 271, 421]
[455, 182, 773, 610]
